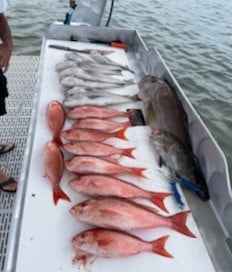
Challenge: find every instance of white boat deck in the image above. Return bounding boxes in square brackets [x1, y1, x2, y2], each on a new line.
[0, 50, 232, 271]
[0, 56, 39, 271]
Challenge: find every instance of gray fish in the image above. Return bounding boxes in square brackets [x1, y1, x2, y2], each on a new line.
[65, 52, 96, 64]
[59, 66, 119, 78]
[61, 76, 123, 89]
[150, 129, 210, 200]
[65, 53, 127, 73]
[63, 90, 139, 108]
[65, 86, 138, 98]
[90, 50, 134, 73]
[139, 75, 190, 147]
[84, 62, 122, 75]
[55, 60, 78, 71]
[59, 67, 134, 85]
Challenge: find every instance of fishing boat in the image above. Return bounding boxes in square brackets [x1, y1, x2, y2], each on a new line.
[1, 1, 232, 271]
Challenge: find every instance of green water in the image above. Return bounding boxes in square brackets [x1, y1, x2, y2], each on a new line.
[6, 0, 232, 183]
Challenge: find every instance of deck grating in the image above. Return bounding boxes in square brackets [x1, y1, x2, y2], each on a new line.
[0, 55, 39, 271]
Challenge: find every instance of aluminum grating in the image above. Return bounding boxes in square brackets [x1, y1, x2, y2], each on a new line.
[0, 56, 39, 271]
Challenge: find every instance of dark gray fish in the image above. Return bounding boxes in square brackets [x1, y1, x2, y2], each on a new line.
[138, 75, 190, 147]
[150, 129, 210, 200]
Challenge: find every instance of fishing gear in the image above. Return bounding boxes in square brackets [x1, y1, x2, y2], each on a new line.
[157, 167, 209, 210]
[170, 181, 185, 209]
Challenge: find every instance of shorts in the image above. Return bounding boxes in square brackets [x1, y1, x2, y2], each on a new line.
[0, 69, 9, 116]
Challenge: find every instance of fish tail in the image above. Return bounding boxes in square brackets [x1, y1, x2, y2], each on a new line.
[150, 192, 171, 213]
[151, 235, 173, 258]
[53, 186, 71, 205]
[131, 167, 147, 178]
[115, 127, 128, 140]
[122, 147, 136, 158]
[171, 211, 196, 238]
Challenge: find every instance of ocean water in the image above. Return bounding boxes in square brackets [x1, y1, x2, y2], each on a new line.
[6, 0, 232, 182]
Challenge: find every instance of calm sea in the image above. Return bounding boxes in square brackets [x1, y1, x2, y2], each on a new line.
[6, 0, 232, 181]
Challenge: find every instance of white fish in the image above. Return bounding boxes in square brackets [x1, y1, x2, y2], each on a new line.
[61, 76, 125, 89]
[90, 50, 134, 73]
[84, 62, 122, 75]
[59, 67, 133, 85]
[65, 86, 138, 98]
[59, 66, 120, 78]
[65, 52, 95, 64]
[63, 91, 139, 108]
[55, 60, 78, 71]
[65, 52, 132, 73]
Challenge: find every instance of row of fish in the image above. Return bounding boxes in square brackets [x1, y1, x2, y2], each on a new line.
[44, 101, 196, 266]
[55, 52, 140, 108]
[43, 50, 197, 269]
[44, 102, 163, 205]
[139, 75, 210, 202]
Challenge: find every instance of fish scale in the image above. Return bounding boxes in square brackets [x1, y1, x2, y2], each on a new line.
[65, 155, 146, 177]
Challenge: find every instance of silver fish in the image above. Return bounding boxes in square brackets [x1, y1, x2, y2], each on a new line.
[150, 129, 210, 200]
[65, 52, 96, 64]
[65, 86, 138, 98]
[63, 90, 139, 108]
[65, 52, 131, 73]
[59, 65, 118, 78]
[90, 51, 134, 73]
[61, 76, 123, 89]
[55, 60, 78, 72]
[59, 67, 133, 85]
[59, 65, 121, 77]
[84, 62, 122, 75]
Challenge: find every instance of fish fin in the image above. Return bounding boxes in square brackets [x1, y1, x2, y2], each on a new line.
[122, 147, 136, 158]
[53, 186, 71, 205]
[125, 78, 135, 85]
[72, 250, 96, 268]
[159, 156, 165, 167]
[130, 94, 140, 101]
[115, 127, 128, 140]
[152, 235, 173, 258]
[150, 192, 171, 213]
[171, 211, 196, 238]
[131, 167, 147, 179]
